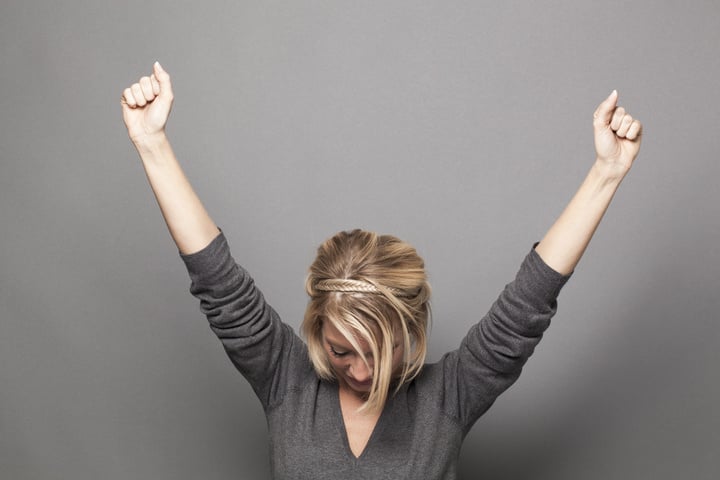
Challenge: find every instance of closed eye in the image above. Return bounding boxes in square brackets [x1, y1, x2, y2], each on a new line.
[330, 346, 349, 357]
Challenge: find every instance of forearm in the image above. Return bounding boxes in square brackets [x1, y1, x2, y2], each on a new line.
[534, 160, 625, 275]
[134, 133, 220, 254]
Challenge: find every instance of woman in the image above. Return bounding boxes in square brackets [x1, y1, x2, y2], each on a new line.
[121, 62, 642, 479]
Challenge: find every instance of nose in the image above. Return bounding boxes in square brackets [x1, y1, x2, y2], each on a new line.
[348, 357, 372, 383]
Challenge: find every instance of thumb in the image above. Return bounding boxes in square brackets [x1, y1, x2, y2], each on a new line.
[593, 89, 618, 130]
[153, 61, 174, 101]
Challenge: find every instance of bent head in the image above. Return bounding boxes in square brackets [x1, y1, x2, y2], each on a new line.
[301, 229, 431, 413]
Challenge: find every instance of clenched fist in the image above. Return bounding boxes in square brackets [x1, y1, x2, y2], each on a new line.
[121, 62, 174, 145]
[593, 90, 643, 179]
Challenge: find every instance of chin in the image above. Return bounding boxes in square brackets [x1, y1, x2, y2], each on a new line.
[345, 377, 372, 393]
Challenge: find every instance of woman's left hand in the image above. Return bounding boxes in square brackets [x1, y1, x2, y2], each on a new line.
[592, 90, 643, 179]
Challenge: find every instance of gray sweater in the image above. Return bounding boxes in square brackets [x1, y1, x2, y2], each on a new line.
[180, 232, 571, 479]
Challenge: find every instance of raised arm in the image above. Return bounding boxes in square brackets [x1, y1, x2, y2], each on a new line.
[534, 90, 643, 275]
[121, 62, 220, 254]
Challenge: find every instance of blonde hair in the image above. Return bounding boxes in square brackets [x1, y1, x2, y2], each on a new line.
[301, 229, 431, 413]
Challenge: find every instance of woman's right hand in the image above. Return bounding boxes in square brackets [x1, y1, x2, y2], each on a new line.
[121, 62, 174, 145]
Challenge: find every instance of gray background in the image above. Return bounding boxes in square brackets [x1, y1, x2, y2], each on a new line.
[1, 0, 718, 478]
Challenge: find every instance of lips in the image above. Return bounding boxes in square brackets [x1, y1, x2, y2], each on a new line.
[347, 377, 373, 389]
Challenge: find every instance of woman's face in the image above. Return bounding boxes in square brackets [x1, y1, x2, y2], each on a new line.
[321, 321, 404, 397]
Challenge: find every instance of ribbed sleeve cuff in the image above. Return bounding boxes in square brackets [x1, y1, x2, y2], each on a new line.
[179, 231, 232, 284]
[522, 242, 573, 302]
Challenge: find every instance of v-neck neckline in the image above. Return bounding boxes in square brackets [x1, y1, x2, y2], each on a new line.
[332, 382, 389, 460]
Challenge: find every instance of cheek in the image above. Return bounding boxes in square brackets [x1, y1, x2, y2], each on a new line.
[327, 354, 346, 372]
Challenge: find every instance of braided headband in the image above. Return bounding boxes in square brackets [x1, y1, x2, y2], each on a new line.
[315, 279, 412, 297]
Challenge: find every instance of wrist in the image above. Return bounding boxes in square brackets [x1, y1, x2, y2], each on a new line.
[132, 131, 170, 155]
[591, 158, 629, 186]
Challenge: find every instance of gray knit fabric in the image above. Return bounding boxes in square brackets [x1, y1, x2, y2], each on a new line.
[180, 232, 571, 479]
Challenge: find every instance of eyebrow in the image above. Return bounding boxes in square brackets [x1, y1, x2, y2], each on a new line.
[324, 336, 399, 357]
[323, 334, 373, 356]
[325, 337, 357, 353]
[323, 331, 347, 345]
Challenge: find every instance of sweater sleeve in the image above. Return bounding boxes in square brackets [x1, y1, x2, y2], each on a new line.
[442, 244, 572, 431]
[180, 232, 312, 410]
